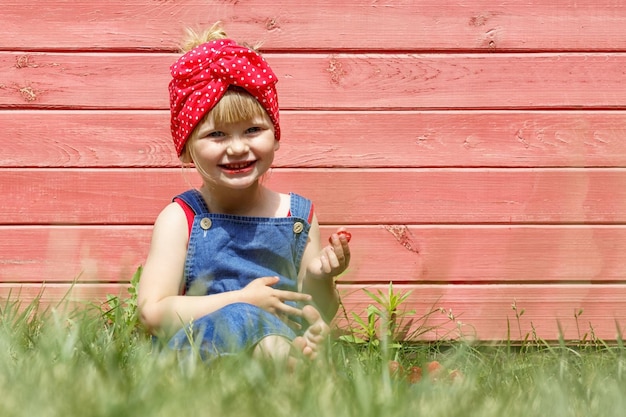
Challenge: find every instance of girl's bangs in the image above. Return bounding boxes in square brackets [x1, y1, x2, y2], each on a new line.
[209, 88, 267, 125]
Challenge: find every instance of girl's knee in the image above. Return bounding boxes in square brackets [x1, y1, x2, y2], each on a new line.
[253, 335, 292, 360]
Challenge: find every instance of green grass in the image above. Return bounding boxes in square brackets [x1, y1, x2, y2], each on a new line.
[1, 291, 624, 417]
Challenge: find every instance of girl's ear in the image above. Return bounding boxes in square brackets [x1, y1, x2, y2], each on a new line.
[274, 140, 280, 151]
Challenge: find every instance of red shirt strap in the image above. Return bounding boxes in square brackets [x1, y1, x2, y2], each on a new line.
[174, 197, 195, 237]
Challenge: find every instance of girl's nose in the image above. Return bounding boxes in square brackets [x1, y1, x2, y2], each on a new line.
[226, 137, 249, 155]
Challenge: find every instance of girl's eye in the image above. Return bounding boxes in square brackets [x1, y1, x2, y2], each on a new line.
[207, 131, 225, 139]
[246, 126, 262, 134]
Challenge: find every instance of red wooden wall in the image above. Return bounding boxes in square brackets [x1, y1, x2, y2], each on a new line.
[1, 1, 626, 342]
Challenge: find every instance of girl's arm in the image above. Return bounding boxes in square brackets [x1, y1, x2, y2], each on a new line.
[299, 214, 350, 322]
[138, 203, 310, 337]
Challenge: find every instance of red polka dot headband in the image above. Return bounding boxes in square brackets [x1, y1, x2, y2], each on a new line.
[168, 39, 280, 156]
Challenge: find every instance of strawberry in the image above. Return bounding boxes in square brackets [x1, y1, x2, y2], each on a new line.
[388, 360, 404, 378]
[426, 361, 442, 381]
[407, 366, 422, 384]
[329, 230, 352, 244]
[427, 360, 441, 373]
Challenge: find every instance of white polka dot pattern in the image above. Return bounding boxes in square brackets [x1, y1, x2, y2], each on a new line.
[168, 39, 280, 156]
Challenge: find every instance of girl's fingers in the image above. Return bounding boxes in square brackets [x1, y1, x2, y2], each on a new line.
[327, 238, 349, 263]
[337, 242, 350, 266]
[326, 246, 347, 269]
[278, 303, 305, 318]
[326, 248, 341, 269]
[254, 276, 280, 287]
[328, 229, 351, 244]
[319, 253, 331, 273]
[277, 289, 312, 303]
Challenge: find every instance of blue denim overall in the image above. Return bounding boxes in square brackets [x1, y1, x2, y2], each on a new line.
[167, 189, 313, 360]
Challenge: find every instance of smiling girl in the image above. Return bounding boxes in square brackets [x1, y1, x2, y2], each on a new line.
[137, 23, 351, 365]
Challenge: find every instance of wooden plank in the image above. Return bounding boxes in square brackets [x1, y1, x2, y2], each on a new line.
[4, 110, 626, 168]
[336, 284, 626, 342]
[0, 52, 170, 110]
[3, 1, 626, 52]
[0, 110, 177, 168]
[2, 225, 626, 284]
[0, 283, 127, 313]
[0, 226, 150, 284]
[2, 168, 626, 225]
[340, 225, 626, 284]
[3, 52, 626, 110]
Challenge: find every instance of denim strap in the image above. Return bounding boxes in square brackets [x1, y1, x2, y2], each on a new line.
[289, 192, 313, 224]
[173, 189, 210, 215]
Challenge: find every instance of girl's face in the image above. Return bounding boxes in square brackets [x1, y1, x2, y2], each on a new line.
[189, 113, 279, 190]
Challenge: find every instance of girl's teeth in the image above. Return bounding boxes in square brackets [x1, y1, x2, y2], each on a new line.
[224, 162, 252, 169]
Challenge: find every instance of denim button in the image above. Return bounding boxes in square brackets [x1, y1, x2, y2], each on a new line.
[200, 218, 212, 230]
[293, 221, 304, 234]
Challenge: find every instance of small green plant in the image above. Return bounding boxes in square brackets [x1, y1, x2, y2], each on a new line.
[508, 299, 526, 342]
[100, 265, 143, 335]
[338, 282, 414, 348]
[574, 307, 586, 343]
[336, 282, 455, 370]
[0, 287, 47, 351]
[362, 283, 415, 342]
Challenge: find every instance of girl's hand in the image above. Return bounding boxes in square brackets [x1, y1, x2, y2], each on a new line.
[307, 228, 351, 280]
[329, 230, 351, 244]
[240, 276, 312, 317]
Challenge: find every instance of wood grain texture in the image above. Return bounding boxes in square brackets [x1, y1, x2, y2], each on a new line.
[2, 225, 626, 285]
[1, 168, 626, 225]
[3, 1, 626, 52]
[3, 1, 626, 342]
[3, 110, 626, 168]
[335, 284, 626, 342]
[0, 226, 150, 284]
[3, 53, 626, 110]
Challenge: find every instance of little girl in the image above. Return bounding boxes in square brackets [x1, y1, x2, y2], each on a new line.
[137, 23, 351, 364]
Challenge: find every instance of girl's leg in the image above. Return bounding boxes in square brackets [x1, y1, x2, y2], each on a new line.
[252, 335, 293, 362]
[253, 335, 310, 371]
[252, 305, 329, 367]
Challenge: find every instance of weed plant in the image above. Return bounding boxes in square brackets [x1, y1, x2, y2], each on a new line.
[0, 275, 624, 417]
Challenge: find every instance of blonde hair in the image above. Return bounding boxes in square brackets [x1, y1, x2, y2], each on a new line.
[179, 22, 228, 53]
[178, 23, 270, 163]
[180, 21, 263, 53]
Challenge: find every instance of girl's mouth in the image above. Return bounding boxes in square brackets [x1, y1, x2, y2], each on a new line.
[219, 161, 256, 174]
